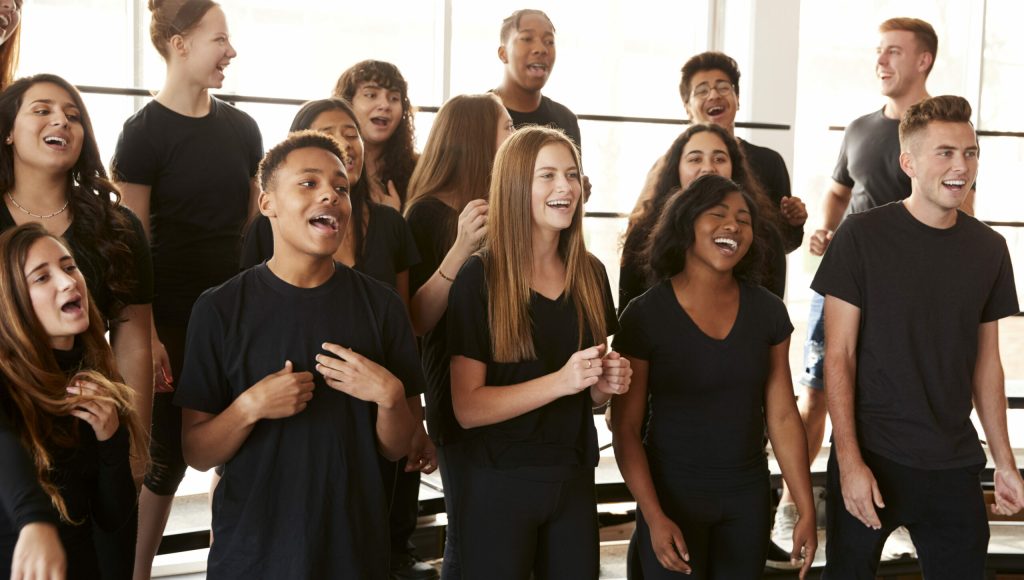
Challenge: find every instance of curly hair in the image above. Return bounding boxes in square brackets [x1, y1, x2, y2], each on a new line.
[0, 74, 141, 320]
[0, 224, 148, 523]
[333, 60, 418, 207]
[623, 124, 778, 288]
[646, 174, 766, 284]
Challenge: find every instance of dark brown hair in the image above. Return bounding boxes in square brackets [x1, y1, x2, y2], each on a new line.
[333, 61, 417, 208]
[680, 51, 741, 102]
[1, 74, 140, 319]
[899, 95, 973, 148]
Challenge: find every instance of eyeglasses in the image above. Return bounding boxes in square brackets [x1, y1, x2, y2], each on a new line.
[692, 81, 735, 100]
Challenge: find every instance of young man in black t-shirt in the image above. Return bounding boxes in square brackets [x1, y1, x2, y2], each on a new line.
[492, 9, 592, 200]
[814, 96, 1023, 578]
[174, 132, 422, 579]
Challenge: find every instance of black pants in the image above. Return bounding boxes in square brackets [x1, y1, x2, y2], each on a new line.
[823, 447, 989, 580]
[144, 322, 188, 496]
[383, 457, 422, 558]
[437, 443, 467, 580]
[460, 464, 598, 580]
[633, 481, 770, 579]
[91, 503, 138, 579]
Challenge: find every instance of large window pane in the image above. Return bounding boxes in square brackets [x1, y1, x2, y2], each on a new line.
[980, 0, 1024, 133]
[20, 0, 134, 86]
[139, 1, 444, 109]
[449, 1, 708, 120]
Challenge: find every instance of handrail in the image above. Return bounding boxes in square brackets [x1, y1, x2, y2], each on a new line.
[74, 85, 789, 131]
[829, 124, 1024, 138]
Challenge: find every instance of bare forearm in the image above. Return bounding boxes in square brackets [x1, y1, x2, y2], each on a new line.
[821, 187, 852, 232]
[613, 429, 664, 518]
[768, 407, 815, 516]
[453, 371, 565, 429]
[182, 403, 258, 471]
[376, 398, 415, 461]
[975, 365, 1015, 470]
[410, 247, 472, 336]
[825, 353, 862, 468]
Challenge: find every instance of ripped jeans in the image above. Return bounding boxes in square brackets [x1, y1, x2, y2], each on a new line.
[801, 291, 825, 389]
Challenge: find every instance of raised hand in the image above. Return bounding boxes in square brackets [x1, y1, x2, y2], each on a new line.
[780, 195, 808, 227]
[243, 360, 315, 420]
[316, 343, 405, 408]
[594, 350, 631, 396]
[559, 344, 606, 395]
[67, 380, 121, 441]
[809, 229, 834, 256]
[453, 198, 488, 258]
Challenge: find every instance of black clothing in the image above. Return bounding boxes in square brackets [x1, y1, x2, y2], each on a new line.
[406, 197, 461, 446]
[447, 254, 617, 471]
[506, 96, 583, 156]
[812, 202, 1018, 469]
[111, 97, 263, 324]
[0, 347, 135, 580]
[174, 263, 425, 579]
[144, 323, 189, 496]
[740, 138, 802, 296]
[614, 281, 792, 493]
[460, 465, 598, 580]
[833, 108, 910, 217]
[0, 204, 154, 321]
[240, 204, 419, 286]
[634, 483, 771, 580]
[824, 448, 988, 579]
[0, 204, 151, 580]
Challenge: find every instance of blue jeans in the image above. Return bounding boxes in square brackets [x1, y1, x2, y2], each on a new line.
[801, 291, 826, 389]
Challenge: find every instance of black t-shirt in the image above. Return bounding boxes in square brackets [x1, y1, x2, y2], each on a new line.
[812, 202, 1019, 469]
[406, 197, 461, 445]
[111, 97, 263, 323]
[833, 108, 910, 218]
[0, 204, 153, 324]
[740, 138, 802, 251]
[506, 95, 583, 157]
[614, 281, 792, 493]
[0, 347, 134, 580]
[447, 254, 616, 471]
[173, 264, 425, 579]
[240, 203, 420, 288]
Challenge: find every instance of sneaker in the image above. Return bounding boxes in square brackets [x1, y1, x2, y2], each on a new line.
[765, 539, 802, 570]
[391, 553, 439, 580]
[771, 502, 799, 552]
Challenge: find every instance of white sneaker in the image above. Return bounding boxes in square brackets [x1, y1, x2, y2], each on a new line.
[771, 503, 799, 552]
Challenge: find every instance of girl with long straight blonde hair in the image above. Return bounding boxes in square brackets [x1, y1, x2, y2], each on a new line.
[0, 224, 148, 579]
[447, 126, 631, 579]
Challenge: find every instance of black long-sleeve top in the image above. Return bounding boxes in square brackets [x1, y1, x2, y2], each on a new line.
[0, 346, 135, 579]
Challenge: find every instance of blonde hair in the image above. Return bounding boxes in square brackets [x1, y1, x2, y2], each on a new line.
[484, 126, 608, 362]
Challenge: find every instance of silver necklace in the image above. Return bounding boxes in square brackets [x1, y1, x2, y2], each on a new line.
[6, 192, 69, 219]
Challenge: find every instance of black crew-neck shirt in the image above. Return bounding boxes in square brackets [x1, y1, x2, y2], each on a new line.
[506, 95, 583, 156]
[447, 254, 616, 471]
[174, 264, 425, 579]
[111, 97, 263, 323]
[614, 281, 792, 492]
[240, 203, 419, 288]
[812, 202, 1019, 469]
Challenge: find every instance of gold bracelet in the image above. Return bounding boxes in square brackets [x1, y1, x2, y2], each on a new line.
[438, 269, 455, 283]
